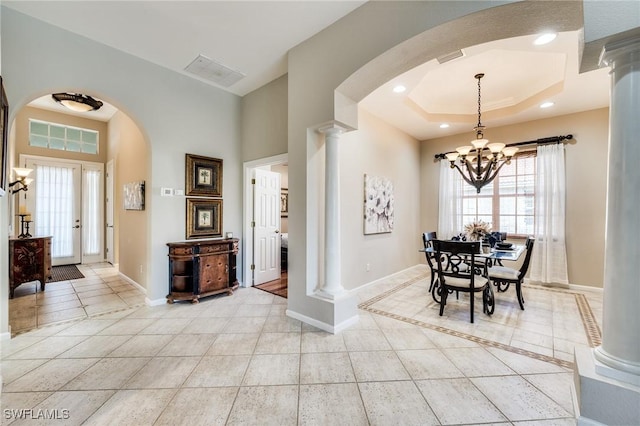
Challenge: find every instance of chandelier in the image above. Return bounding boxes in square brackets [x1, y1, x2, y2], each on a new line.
[445, 73, 519, 193]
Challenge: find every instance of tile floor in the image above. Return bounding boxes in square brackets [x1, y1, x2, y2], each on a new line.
[8, 264, 147, 335]
[1, 263, 600, 425]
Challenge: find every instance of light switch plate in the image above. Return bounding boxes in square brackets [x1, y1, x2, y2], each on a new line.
[161, 187, 174, 196]
[174, 189, 184, 196]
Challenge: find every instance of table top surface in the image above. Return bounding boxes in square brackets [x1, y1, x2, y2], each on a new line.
[420, 244, 525, 262]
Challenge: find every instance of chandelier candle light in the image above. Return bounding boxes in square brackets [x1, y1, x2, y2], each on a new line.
[445, 73, 519, 193]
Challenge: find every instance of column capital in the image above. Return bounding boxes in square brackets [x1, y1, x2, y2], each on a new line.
[599, 34, 640, 67]
[317, 120, 355, 136]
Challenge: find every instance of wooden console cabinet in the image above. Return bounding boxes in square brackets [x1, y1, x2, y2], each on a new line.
[167, 238, 239, 303]
[9, 236, 53, 298]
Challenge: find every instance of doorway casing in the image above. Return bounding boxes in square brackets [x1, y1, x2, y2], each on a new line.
[243, 153, 288, 288]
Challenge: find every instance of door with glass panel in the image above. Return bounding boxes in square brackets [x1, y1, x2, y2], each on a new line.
[22, 156, 104, 266]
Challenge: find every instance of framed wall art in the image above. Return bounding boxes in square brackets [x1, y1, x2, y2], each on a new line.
[363, 174, 394, 235]
[186, 198, 222, 239]
[123, 181, 145, 210]
[0, 76, 9, 196]
[281, 188, 288, 217]
[185, 153, 223, 197]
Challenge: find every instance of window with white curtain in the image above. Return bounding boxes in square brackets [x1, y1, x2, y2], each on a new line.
[83, 168, 101, 256]
[34, 164, 75, 258]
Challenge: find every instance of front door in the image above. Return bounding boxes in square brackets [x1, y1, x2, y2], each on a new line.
[23, 156, 103, 265]
[253, 168, 281, 285]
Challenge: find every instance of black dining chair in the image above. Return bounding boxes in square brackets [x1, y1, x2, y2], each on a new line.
[487, 236, 535, 310]
[432, 239, 494, 323]
[422, 232, 438, 291]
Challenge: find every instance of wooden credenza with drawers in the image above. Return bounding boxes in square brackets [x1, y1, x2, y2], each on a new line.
[9, 236, 52, 298]
[166, 238, 239, 303]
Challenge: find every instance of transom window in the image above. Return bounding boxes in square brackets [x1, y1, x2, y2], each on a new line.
[29, 119, 99, 154]
[460, 153, 536, 237]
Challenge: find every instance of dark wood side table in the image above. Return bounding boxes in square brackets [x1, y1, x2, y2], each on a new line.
[167, 238, 239, 303]
[9, 236, 53, 298]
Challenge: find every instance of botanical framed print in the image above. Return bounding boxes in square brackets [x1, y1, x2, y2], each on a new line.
[185, 153, 223, 197]
[0, 76, 8, 196]
[123, 181, 145, 210]
[281, 188, 288, 217]
[186, 198, 222, 239]
[363, 174, 394, 235]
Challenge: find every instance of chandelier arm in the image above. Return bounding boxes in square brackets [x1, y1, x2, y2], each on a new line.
[452, 163, 477, 188]
[481, 158, 510, 187]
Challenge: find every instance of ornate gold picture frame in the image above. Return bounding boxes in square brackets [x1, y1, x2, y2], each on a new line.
[185, 153, 223, 197]
[186, 198, 222, 239]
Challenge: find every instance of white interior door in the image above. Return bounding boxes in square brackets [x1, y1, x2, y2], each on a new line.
[253, 168, 281, 285]
[23, 156, 103, 266]
[106, 160, 114, 264]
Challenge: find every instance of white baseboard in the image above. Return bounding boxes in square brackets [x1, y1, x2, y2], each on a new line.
[286, 309, 359, 334]
[118, 272, 147, 294]
[350, 264, 426, 295]
[0, 331, 11, 341]
[145, 297, 167, 307]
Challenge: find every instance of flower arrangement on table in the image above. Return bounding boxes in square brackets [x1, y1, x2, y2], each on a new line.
[464, 220, 492, 242]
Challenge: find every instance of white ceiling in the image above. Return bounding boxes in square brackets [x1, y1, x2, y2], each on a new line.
[8, 1, 610, 140]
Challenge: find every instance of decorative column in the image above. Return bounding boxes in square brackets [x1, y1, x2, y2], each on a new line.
[574, 35, 640, 426]
[596, 36, 640, 382]
[317, 124, 345, 299]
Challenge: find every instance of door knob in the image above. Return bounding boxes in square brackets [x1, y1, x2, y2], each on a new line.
[275, 230, 280, 234]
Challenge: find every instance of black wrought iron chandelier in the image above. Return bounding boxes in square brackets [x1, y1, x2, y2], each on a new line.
[445, 73, 519, 193]
[52, 93, 103, 112]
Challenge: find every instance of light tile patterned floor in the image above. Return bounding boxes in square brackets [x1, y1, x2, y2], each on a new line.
[0, 263, 596, 425]
[8, 264, 147, 335]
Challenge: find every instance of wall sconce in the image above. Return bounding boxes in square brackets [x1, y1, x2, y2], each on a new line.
[9, 167, 33, 194]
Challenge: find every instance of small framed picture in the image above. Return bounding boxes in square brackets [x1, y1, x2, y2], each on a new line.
[123, 181, 145, 210]
[281, 188, 288, 218]
[186, 198, 222, 239]
[185, 153, 223, 197]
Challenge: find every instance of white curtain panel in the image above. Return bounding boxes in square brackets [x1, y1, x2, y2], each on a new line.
[438, 160, 463, 239]
[35, 165, 74, 259]
[82, 168, 101, 256]
[530, 143, 569, 284]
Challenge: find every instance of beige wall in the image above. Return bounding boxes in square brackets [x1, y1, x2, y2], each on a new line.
[341, 108, 421, 290]
[14, 106, 108, 165]
[107, 111, 148, 286]
[420, 108, 609, 288]
[241, 74, 288, 162]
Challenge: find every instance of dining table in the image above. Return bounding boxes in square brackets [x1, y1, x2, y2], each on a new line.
[419, 243, 526, 270]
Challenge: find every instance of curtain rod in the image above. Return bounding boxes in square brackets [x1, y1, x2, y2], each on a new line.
[433, 134, 573, 160]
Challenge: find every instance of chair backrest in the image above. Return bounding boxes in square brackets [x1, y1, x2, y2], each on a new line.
[422, 232, 437, 249]
[433, 239, 481, 285]
[518, 237, 535, 277]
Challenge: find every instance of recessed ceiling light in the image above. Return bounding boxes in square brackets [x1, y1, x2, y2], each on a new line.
[440, 123, 450, 129]
[534, 33, 557, 46]
[540, 101, 555, 109]
[393, 85, 406, 93]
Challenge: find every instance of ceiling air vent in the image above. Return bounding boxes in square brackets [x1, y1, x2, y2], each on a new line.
[437, 49, 464, 64]
[184, 54, 245, 87]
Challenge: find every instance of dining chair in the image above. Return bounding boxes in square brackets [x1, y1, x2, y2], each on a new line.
[432, 239, 494, 323]
[422, 232, 438, 291]
[487, 236, 535, 310]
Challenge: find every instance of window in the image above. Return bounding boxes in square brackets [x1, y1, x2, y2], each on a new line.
[29, 119, 99, 154]
[460, 153, 536, 236]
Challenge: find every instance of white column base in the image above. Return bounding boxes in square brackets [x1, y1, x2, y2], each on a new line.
[594, 346, 640, 386]
[574, 347, 640, 426]
[314, 286, 347, 300]
[286, 290, 359, 334]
